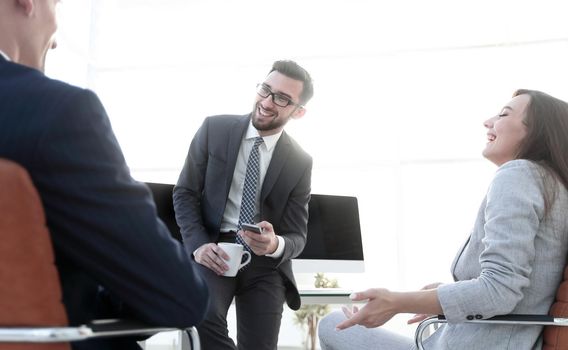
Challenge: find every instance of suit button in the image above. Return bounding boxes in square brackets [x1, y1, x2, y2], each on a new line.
[475, 315, 483, 319]
[466, 315, 474, 320]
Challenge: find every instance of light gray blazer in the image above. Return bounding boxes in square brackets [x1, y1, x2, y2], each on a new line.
[425, 160, 568, 350]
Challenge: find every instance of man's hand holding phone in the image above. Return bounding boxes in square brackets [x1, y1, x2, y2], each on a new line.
[239, 221, 279, 256]
[241, 223, 263, 234]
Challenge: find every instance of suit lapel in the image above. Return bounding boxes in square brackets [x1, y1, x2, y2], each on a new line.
[225, 115, 250, 192]
[261, 131, 291, 200]
[451, 235, 471, 280]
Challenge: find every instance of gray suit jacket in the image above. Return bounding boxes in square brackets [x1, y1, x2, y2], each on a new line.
[425, 160, 568, 349]
[173, 114, 312, 310]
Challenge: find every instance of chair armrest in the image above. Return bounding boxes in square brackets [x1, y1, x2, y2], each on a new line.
[415, 314, 568, 350]
[415, 315, 446, 349]
[0, 326, 92, 342]
[0, 319, 200, 349]
[85, 319, 178, 338]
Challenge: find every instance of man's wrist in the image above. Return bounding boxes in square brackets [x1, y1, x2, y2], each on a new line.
[265, 235, 285, 258]
[193, 243, 208, 259]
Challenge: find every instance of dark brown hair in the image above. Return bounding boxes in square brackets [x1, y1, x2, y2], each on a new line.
[514, 89, 568, 209]
[269, 60, 314, 105]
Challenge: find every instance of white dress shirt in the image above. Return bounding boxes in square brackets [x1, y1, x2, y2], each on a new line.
[220, 122, 285, 258]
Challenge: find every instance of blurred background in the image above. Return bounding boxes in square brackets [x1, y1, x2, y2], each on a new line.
[46, 0, 568, 348]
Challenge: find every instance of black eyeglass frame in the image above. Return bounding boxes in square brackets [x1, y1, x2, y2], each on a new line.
[256, 83, 304, 108]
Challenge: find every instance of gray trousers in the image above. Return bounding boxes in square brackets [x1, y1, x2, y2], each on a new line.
[318, 311, 417, 350]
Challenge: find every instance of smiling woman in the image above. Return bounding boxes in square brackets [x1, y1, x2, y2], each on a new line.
[318, 90, 568, 349]
[482, 94, 529, 166]
[45, 0, 568, 347]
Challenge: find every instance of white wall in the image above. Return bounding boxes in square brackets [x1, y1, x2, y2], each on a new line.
[47, 0, 568, 347]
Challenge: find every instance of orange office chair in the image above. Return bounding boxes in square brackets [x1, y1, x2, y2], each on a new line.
[414, 267, 568, 350]
[0, 159, 200, 350]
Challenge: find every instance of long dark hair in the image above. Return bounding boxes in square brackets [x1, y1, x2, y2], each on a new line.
[513, 89, 568, 210]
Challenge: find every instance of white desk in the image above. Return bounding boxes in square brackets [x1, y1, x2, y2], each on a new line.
[141, 289, 353, 350]
[299, 288, 353, 305]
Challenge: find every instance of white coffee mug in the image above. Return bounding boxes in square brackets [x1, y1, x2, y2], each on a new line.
[218, 242, 252, 277]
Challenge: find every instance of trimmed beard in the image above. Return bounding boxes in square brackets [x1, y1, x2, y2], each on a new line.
[251, 102, 292, 132]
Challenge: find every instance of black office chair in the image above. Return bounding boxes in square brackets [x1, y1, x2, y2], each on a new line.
[0, 159, 200, 350]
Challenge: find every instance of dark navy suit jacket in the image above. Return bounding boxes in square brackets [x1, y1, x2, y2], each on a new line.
[173, 115, 312, 310]
[0, 56, 209, 349]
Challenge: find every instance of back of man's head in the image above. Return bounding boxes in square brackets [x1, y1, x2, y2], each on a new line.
[0, 1, 18, 46]
[0, 0, 59, 72]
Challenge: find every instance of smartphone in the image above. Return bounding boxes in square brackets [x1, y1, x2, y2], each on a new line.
[241, 223, 262, 234]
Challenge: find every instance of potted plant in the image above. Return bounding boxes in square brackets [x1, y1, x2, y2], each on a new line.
[294, 273, 339, 350]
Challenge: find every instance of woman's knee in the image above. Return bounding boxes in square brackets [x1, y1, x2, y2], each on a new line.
[318, 310, 348, 346]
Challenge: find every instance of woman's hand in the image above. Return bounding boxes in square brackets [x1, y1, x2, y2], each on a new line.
[335, 288, 398, 330]
[407, 313, 432, 325]
[335, 284, 444, 331]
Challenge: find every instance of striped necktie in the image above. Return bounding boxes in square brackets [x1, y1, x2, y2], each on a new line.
[236, 137, 264, 251]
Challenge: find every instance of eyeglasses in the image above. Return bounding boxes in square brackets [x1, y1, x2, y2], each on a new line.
[256, 84, 303, 108]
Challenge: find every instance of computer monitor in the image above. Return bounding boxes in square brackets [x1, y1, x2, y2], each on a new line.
[145, 183, 365, 273]
[145, 182, 182, 242]
[292, 194, 365, 273]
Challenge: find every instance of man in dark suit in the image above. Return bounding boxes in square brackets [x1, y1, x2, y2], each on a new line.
[174, 60, 314, 349]
[0, 1, 209, 349]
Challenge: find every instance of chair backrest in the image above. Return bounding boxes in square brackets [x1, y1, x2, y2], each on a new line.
[0, 159, 70, 350]
[544, 265, 568, 350]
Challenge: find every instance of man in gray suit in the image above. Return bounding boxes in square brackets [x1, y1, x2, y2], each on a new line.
[174, 60, 314, 350]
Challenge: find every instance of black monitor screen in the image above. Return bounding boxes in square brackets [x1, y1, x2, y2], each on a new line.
[145, 183, 364, 262]
[297, 194, 364, 261]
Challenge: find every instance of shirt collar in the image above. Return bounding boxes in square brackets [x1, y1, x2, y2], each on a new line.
[0, 49, 11, 61]
[245, 122, 283, 152]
